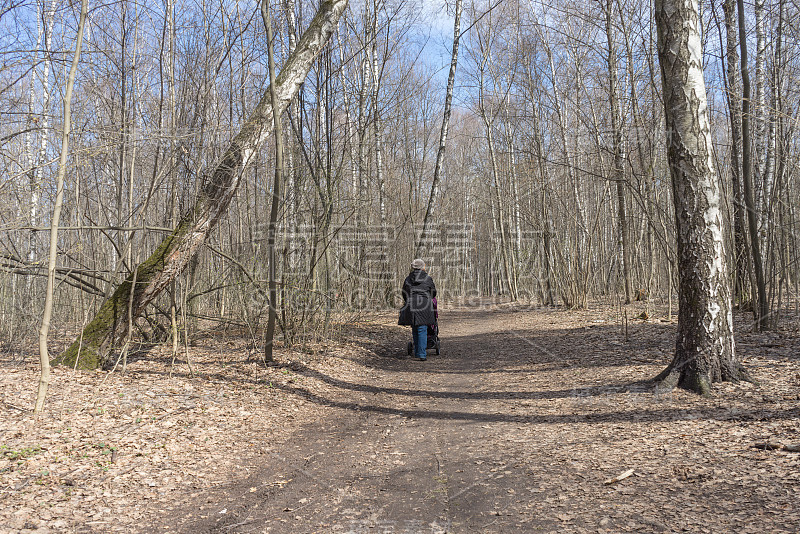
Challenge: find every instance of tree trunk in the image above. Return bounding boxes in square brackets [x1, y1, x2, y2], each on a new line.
[618, 1, 657, 304]
[370, 0, 392, 305]
[653, 0, 746, 395]
[530, 95, 555, 306]
[27, 0, 58, 268]
[605, 0, 632, 304]
[262, 0, 285, 363]
[479, 90, 515, 299]
[416, 0, 462, 258]
[721, 0, 750, 308]
[36, 0, 88, 412]
[737, 0, 769, 330]
[546, 45, 587, 306]
[753, 0, 766, 215]
[55, 0, 349, 369]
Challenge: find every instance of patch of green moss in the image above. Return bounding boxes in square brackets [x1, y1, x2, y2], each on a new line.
[55, 219, 194, 370]
[55, 341, 101, 370]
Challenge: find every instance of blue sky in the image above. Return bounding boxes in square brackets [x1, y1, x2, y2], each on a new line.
[416, 0, 459, 76]
[420, 0, 456, 36]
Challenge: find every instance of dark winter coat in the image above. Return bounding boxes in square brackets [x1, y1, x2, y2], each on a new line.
[398, 269, 437, 326]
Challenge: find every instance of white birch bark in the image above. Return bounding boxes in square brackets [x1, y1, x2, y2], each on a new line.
[356, 4, 371, 229]
[34, 0, 58, 190]
[654, 0, 745, 394]
[368, 0, 391, 301]
[282, 0, 300, 274]
[27, 0, 58, 264]
[57, 0, 349, 369]
[416, 0, 462, 258]
[25, 1, 44, 241]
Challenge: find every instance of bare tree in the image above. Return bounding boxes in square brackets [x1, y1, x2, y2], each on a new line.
[55, 0, 349, 369]
[416, 0, 463, 258]
[4, 0, 800, 368]
[36, 0, 88, 412]
[653, 0, 747, 394]
[737, 0, 769, 330]
[720, 0, 750, 308]
[602, 0, 632, 304]
[262, 0, 286, 363]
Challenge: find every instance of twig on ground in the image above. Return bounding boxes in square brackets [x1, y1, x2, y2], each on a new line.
[604, 468, 635, 484]
[753, 442, 800, 452]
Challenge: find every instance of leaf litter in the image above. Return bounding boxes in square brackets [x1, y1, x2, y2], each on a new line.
[0, 302, 799, 532]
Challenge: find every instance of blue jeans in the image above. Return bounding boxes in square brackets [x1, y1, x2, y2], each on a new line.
[412, 325, 427, 359]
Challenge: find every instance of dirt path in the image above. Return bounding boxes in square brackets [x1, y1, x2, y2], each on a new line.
[149, 305, 800, 533]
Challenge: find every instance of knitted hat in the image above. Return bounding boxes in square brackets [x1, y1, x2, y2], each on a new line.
[411, 258, 425, 270]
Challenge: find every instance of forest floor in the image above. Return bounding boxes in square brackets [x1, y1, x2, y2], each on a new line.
[1, 301, 800, 533]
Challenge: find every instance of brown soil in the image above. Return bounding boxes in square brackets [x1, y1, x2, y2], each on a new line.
[2, 303, 800, 533]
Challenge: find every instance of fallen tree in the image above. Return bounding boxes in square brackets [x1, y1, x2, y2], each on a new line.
[55, 0, 348, 369]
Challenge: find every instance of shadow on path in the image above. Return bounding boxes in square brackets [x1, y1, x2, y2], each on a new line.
[155, 306, 800, 533]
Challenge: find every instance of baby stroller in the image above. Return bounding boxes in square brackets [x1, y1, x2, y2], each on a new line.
[407, 297, 440, 356]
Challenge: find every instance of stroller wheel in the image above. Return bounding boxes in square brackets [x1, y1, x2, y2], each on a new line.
[407, 341, 413, 356]
[435, 339, 440, 355]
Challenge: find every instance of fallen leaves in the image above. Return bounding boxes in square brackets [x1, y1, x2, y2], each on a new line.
[2, 304, 800, 532]
[753, 442, 800, 452]
[0, 338, 347, 532]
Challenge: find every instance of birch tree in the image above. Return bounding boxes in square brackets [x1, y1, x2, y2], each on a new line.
[416, 0, 462, 258]
[603, 0, 632, 304]
[55, 0, 349, 369]
[653, 0, 748, 394]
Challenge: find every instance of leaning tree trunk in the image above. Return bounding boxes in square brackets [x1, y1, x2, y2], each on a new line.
[653, 0, 747, 395]
[55, 0, 349, 369]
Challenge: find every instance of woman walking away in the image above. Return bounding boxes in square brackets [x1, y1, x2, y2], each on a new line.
[398, 259, 437, 360]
